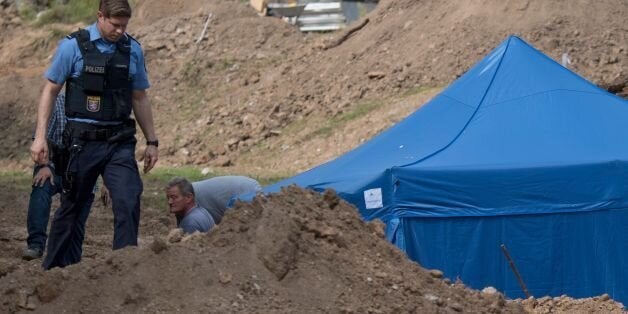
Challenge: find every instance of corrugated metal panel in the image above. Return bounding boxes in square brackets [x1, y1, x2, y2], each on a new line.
[298, 1, 345, 32]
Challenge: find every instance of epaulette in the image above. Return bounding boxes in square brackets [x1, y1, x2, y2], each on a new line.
[67, 28, 89, 40]
[67, 29, 93, 55]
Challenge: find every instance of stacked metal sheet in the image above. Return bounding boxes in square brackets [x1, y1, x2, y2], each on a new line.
[297, 1, 346, 32]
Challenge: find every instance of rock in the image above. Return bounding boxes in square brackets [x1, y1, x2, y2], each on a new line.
[167, 228, 184, 243]
[210, 155, 232, 167]
[0, 258, 16, 277]
[428, 269, 444, 279]
[219, 271, 232, 284]
[35, 270, 67, 304]
[150, 236, 168, 254]
[424, 294, 438, 303]
[367, 71, 386, 79]
[449, 303, 463, 312]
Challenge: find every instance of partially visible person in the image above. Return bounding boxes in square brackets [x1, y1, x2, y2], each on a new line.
[191, 175, 261, 224]
[166, 177, 215, 234]
[164, 176, 261, 233]
[23, 94, 96, 260]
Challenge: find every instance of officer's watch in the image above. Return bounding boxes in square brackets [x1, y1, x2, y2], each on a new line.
[146, 140, 159, 147]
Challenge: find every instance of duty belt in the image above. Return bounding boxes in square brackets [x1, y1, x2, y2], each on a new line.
[66, 120, 135, 142]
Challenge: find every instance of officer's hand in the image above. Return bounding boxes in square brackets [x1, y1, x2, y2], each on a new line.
[143, 145, 158, 173]
[100, 184, 112, 209]
[33, 166, 54, 187]
[30, 137, 48, 164]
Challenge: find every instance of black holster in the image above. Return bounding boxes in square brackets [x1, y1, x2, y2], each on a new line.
[48, 140, 68, 177]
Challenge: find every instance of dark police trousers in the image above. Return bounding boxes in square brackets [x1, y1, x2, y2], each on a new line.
[42, 140, 142, 270]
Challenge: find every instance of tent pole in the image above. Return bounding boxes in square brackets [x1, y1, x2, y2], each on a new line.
[500, 244, 531, 298]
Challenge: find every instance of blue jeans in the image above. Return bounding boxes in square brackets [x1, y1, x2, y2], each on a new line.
[26, 167, 95, 252]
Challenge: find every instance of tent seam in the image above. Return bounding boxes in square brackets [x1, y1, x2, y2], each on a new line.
[398, 36, 514, 168]
[480, 88, 616, 109]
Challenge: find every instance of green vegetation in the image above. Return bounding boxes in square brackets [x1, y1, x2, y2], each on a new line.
[21, 0, 138, 26]
[0, 166, 283, 213]
[30, 0, 99, 25]
[219, 57, 236, 70]
[143, 166, 285, 189]
[309, 99, 383, 139]
[0, 170, 33, 193]
[180, 59, 203, 87]
[48, 27, 68, 40]
[144, 166, 208, 184]
[402, 85, 439, 97]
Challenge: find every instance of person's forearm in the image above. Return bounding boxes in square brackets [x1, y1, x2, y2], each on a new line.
[132, 90, 157, 141]
[35, 81, 63, 140]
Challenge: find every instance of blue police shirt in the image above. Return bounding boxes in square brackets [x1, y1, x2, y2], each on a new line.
[45, 23, 150, 124]
[45, 23, 149, 90]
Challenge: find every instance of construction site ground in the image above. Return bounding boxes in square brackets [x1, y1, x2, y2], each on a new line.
[0, 0, 626, 312]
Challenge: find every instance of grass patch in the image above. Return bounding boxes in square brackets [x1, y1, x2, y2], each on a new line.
[49, 27, 68, 40]
[180, 59, 203, 87]
[253, 174, 290, 186]
[0, 167, 283, 212]
[144, 166, 207, 184]
[219, 57, 236, 70]
[337, 99, 382, 123]
[309, 99, 382, 139]
[24, 0, 138, 26]
[402, 85, 439, 97]
[0, 170, 33, 193]
[34, 0, 99, 25]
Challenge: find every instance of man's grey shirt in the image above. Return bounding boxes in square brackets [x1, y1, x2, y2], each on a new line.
[178, 206, 215, 234]
[192, 176, 261, 224]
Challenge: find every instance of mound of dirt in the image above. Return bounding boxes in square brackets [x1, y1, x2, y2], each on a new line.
[0, 186, 624, 313]
[0, 187, 510, 312]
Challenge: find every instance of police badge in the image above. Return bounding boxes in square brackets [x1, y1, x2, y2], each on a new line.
[86, 96, 101, 112]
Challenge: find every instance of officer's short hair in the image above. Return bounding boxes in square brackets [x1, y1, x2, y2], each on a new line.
[166, 177, 195, 197]
[99, 0, 132, 18]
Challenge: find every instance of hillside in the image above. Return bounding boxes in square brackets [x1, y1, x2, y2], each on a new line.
[0, 1, 626, 312]
[0, 0, 626, 175]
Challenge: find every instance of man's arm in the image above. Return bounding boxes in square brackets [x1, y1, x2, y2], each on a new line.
[30, 80, 63, 164]
[132, 89, 158, 173]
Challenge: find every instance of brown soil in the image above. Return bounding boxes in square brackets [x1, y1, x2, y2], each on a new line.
[2, 186, 624, 313]
[0, 0, 627, 312]
[0, 0, 626, 173]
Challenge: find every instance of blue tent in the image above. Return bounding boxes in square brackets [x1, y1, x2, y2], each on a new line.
[261, 36, 628, 304]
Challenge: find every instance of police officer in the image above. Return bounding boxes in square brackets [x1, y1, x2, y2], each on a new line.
[30, 0, 158, 269]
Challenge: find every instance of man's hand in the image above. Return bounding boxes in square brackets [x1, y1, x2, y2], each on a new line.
[100, 184, 112, 209]
[33, 166, 54, 187]
[30, 138, 48, 164]
[143, 145, 158, 173]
